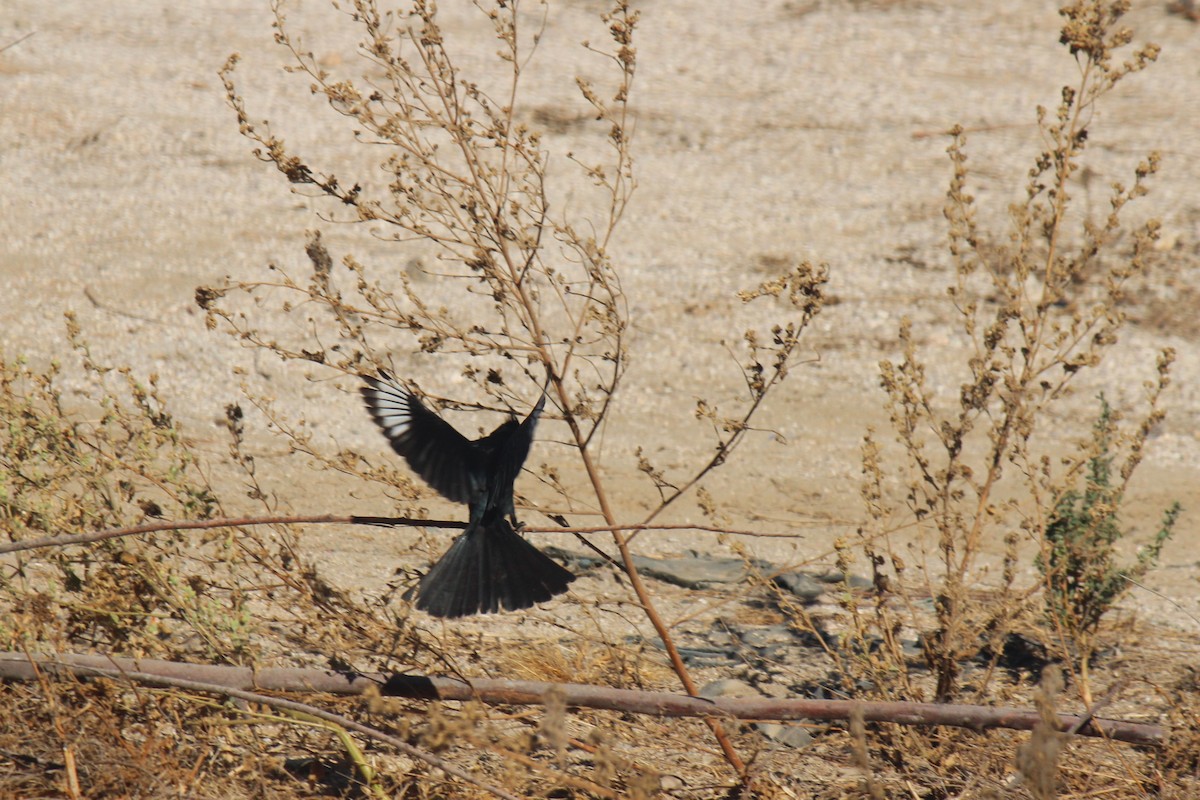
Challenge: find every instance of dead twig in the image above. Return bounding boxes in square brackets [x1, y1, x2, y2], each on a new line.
[0, 31, 35, 54]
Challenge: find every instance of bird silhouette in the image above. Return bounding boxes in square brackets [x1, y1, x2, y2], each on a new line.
[361, 371, 574, 617]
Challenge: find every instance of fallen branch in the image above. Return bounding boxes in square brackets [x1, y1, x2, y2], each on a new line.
[0, 652, 1163, 746]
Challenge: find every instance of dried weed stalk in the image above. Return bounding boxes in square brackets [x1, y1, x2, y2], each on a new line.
[1014, 668, 1069, 799]
[853, 0, 1174, 718]
[204, 0, 827, 783]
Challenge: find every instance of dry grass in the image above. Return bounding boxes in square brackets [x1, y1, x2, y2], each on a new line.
[2, 0, 1197, 797]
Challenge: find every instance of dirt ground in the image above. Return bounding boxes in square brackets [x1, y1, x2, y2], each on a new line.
[2, 0, 1200, 790]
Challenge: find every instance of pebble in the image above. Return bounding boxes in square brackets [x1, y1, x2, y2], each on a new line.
[755, 722, 815, 749]
[699, 678, 758, 699]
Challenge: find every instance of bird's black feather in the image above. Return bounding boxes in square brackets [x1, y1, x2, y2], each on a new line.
[361, 371, 572, 617]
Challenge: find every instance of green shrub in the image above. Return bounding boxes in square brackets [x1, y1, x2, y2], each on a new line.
[1040, 394, 1181, 688]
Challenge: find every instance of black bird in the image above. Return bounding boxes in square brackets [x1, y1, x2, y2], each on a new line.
[361, 371, 574, 617]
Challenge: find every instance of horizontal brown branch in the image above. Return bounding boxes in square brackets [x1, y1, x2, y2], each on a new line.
[0, 652, 1163, 747]
[0, 514, 454, 556]
[0, 515, 804, 557]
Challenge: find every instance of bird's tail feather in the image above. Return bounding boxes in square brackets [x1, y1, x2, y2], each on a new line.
[409, 520, 574, 618]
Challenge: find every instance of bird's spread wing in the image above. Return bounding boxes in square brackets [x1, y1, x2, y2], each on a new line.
[488, 388, 547, 490]
[361, 372, 479, 504]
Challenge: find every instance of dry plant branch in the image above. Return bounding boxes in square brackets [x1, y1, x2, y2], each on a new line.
[17, 644, 82, 800]
[0, 514, 460, 556]
[853, 0, 1174, 706]
[639, 264, 827, 529]
[0, 31, 36, 54]
[272, 707, 389, 800]
[0, 514, 812, 557]
[203, 1, 834, 778]
[0, 652, 1165, 747]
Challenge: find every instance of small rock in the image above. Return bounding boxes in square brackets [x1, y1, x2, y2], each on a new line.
[659, 775, 685, 792]
[811, 569, 873, 590]
[757, 682, 791, 699]
[699, 678, 758, 699]
[543, 547, 771, 588]
[738, 624, 792, 648]
[755, 722, 814, 749]
[760, 643, 791, 664]
[704, 627, 735, 647]
[773, 571, 825, 601]
[680, 647, 739, 667]
[631, 554, 748, 588]
[636, 638, 739, 666]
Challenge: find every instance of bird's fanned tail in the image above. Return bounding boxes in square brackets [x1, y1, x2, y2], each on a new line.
[408, 520, 575, 618]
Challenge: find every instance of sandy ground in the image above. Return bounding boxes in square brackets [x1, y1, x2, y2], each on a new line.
[2, 1, 1199, 635]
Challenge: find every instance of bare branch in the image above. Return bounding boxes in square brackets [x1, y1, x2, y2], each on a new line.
[0, 652, 1163, 747]
[0, 514, 818, 557]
